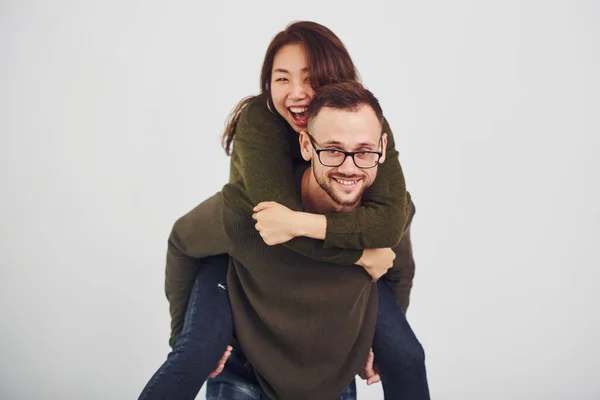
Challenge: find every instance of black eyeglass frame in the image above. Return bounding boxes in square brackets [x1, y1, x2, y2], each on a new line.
[306, 132, 384, 169]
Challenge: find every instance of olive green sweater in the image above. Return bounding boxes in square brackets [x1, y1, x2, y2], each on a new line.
[221, 96, 408, 264]
[165, 192, 416, 400]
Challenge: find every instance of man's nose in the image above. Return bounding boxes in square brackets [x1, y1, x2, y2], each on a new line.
[336, 154, 359, 175]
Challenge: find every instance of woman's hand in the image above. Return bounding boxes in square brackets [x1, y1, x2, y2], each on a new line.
[253, 202, 300, 245]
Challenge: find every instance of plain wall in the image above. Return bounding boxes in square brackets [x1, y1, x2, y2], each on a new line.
[1, 0, 599, 399]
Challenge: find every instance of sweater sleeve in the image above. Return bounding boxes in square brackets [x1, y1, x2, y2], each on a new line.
[323, 117, 408, 249]
[165, 193, 231, 348]
[226, 99, 362, 265]
[382, 193, 417, 313]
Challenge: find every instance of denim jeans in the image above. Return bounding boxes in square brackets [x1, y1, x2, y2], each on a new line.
[373, 281, 430, 399]
[206, 347, 357, 400]
[138, 255, 233, 400]
[138, 255, 430, 399]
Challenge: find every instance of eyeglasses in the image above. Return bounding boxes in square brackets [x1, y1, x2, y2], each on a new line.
[306, 132, 383, 169]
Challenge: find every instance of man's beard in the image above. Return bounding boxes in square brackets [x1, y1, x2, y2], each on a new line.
[313, 165, 366, 207]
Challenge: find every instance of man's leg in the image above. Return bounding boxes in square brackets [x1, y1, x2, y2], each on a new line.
[138, 255, 233, 400]
[372, 280, 430, 399]
[206, 347, 357, 400]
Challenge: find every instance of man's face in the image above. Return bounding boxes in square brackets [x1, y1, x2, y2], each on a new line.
[300, 105, 387, 207]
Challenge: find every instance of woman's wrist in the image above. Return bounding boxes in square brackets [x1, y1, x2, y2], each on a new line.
[294, 212, 327, 240]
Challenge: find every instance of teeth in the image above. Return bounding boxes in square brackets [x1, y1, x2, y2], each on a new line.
[290, 107, 307, 113]
[335, 178, 357, 186]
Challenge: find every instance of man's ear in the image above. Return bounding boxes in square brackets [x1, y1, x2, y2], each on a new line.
[299, 131, 312, 162]
[379, 133, 388, 164]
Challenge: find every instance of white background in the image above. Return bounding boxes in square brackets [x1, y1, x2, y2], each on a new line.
[2, 0, 599, 399]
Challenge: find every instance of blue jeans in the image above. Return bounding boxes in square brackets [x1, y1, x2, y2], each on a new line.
[138, 255, 233, 400]
[139, 255, 429, 399]
[206, 347, 357, 400]
[373, 281, 430, 399]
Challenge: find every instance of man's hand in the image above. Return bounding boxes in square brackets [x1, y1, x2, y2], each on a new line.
[208, 346, 233, 378]
[359, 348, 381, 385]
[356, 248, 396, 281]
[253, 202, 299, 245]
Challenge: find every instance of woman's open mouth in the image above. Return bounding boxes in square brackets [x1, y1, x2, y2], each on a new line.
[289, 106, 308, 127]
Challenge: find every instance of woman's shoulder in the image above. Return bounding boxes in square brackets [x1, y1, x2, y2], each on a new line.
[237, 96, 288, 135]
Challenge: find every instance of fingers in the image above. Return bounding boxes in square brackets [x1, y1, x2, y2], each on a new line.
[366, 349, 374, 365]
[208, 346, 233, 378]
[367, 373, 381, 385]
[364, 349, 381, 385]
[208, 363, 224, 378]
[361, 349, 376, 377]
[253, 201, 275, 213]
[218, 346, 232, 363]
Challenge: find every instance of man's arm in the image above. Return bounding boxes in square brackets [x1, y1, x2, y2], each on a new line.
[381, 194, 417, 313]
[165, 193, 231, 347]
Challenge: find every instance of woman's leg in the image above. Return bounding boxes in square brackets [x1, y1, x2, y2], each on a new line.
[372, 280, 430, 399]
[138, 254, 233, 400]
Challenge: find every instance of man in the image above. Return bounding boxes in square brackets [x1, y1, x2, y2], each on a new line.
[167, 82, 428, 399]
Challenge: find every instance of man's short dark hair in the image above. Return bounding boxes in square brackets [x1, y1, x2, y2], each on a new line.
[307, 81, 384, 131]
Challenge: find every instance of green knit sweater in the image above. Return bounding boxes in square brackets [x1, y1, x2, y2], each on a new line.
[221, 96, 408, 265]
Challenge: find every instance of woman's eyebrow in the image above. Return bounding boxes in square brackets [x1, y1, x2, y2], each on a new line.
[273, 67, 310, 74]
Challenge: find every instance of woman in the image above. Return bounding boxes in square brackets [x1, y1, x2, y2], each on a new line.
[138, 21, 428, 400]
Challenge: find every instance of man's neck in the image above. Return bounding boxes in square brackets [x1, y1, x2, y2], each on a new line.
[301, 167, 358, 214]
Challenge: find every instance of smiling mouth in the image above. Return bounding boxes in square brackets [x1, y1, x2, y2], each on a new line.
[333, 177, 360, 187]
[289, 106, 308, 126]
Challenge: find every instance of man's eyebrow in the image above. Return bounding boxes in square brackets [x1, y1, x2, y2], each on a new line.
[355, 141, 378, 148]
[320, 140, 378, 148]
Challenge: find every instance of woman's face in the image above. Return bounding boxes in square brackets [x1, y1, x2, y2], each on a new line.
[270, 43, 316, 133]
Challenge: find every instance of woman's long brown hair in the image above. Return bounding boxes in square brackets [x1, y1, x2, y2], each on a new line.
[221, 21, 360, 155]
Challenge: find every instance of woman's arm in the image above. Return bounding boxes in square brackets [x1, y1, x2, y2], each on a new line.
[223, 99, 408, 261]
[222, 98, 362, 265]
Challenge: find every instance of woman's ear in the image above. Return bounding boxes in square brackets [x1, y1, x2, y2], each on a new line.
[299, 131, 312, 162]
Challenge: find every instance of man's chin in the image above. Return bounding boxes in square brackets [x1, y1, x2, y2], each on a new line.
[330, 191, 362, 207]
[317, 176, 365, 208]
